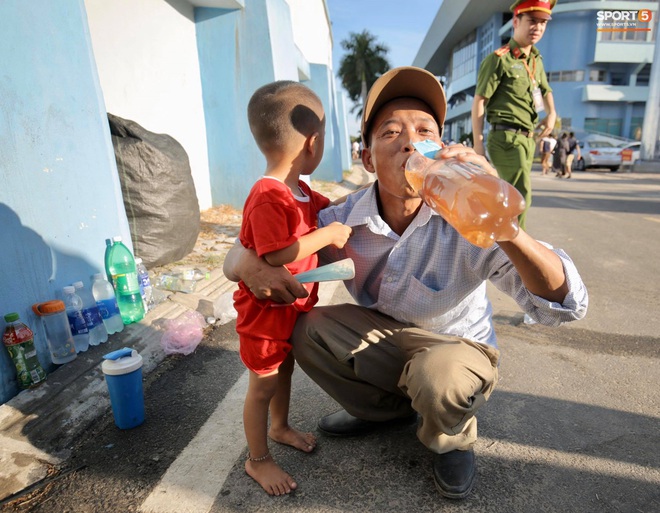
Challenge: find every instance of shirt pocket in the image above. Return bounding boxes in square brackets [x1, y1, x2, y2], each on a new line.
[401, 275, 464, 330]
[504, 64, 531, 97]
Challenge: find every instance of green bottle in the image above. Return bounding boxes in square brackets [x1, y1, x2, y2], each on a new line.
[105, 236, 145, 325]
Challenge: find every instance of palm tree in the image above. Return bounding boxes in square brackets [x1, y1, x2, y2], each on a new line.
[337, 30, 390, 120]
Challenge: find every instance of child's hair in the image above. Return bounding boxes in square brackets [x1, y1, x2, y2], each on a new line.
[247, 81, 324, 154]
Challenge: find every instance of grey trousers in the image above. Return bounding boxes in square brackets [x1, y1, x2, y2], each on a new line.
[291, 304, 500, 454]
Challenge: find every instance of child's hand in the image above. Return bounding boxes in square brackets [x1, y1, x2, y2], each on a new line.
[324, 222, 352, 249]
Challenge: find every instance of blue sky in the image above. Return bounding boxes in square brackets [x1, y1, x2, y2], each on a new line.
[326, 0, 441, 135]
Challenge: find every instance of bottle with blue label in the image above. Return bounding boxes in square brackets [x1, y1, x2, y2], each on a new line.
[62, 285, 90, 353]
[106, 236, 145, 324]
[91, 273, 124, 335]
[73, 280, 108, 345]
[135, 258, 153, 312]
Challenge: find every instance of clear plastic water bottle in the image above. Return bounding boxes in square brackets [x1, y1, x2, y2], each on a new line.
[73, 280, 108, 345]
[91, 273, 125, 335]
[106, 236, 145, 324]
[135, 258, 153, 312]
[62, 285, 90, 353]
[31, 300, 77, 364]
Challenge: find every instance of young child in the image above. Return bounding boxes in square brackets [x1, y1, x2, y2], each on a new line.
[234, 81, 352, 496]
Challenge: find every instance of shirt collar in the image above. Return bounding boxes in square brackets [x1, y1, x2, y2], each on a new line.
[345, 182, 439, 237]
[508, 38, 539, 59]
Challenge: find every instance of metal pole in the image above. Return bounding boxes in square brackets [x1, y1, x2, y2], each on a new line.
[641, 30, 660, 160]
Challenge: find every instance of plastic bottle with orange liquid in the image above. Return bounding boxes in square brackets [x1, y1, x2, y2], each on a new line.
[405, 140, 526, 248]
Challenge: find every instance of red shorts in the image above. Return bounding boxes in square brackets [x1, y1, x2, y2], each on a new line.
[239, 335, 292, 375]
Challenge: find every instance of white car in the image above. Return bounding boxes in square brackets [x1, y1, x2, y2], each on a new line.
[574, 140, 622, 171]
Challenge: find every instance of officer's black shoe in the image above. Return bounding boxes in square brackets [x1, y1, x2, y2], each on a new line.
[432, 449, 476, 500]
[317, 409, 417, 437]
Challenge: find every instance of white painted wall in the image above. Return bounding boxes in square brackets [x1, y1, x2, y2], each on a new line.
[83, 0, 212, 209]
[286, 0, 333, 68]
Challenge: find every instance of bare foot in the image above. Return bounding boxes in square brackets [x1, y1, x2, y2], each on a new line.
[245, 456, 297, 496]
[269, 426, 317, 453]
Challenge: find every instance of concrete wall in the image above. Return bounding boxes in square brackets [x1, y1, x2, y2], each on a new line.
[84, 0, 212, 210]
[0, 0, 130, 402]
[196, 0, 343, 206]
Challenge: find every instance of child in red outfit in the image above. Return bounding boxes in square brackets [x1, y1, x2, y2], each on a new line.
[235, 81, 352, 496]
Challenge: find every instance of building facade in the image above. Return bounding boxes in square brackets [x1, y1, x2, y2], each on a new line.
[0, 0, 350, 404]
[414, 0, 658, 144]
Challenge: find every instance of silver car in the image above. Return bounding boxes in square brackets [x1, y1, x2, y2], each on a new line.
[574, 140, 621, 171]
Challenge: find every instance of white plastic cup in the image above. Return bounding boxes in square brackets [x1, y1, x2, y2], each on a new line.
[102, 348, 145, 429]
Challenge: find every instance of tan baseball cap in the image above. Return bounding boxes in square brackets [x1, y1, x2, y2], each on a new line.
[361, 66, 446, 147]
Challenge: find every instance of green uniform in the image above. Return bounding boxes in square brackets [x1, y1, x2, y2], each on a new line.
[475, 38, 552, 230]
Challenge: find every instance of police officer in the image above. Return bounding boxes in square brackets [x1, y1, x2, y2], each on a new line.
[472, 0, 557, 230]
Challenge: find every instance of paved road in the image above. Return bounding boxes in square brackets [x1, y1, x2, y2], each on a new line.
[2, 169, 659, 513]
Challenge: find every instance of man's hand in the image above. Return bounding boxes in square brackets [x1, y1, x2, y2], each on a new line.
[223, 241, 309, 304]
[536, 117, 555, 138]
[537, 92, 556, 138]
[436, 144, 500, 177]
[244, 261, 309, 304]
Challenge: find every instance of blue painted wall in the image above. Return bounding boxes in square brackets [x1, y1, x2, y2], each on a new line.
[196, 0, 344, 207]
[196, 0, 299, 208]
[0, 0, 130, 402]
[308, 64, 344, 182]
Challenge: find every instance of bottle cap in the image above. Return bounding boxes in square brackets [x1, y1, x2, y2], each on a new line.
[93, 273, 105, 280]
[72, 281, 83, 289]
[4, 312, 19, 322]
[135, 258, 143, 265]
[113, 236, 122, 242]
[32, 300, 66, 315]
[63, 285, 75, 294]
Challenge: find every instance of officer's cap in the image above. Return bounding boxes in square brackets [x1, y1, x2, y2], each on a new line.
[510, 0, 556, 20]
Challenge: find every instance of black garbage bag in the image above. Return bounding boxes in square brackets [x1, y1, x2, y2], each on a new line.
[108, 113, 200, 268]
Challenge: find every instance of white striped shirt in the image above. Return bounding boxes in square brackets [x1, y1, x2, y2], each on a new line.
[318, 184, 588, 348]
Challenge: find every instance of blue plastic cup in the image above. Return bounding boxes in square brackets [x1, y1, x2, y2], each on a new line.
[102, 348, 145, 429]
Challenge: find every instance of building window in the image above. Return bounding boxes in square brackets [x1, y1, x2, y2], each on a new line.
[585, 117, 623, 137]
[589, 69, 606, 82]
[479, 22, 494, 63]
[547, 70, 585, 82]
[610, 72, 626, 85]
[629, 117, 643, 140]
[635, 63, 651, 85]
[451, 31, 477, 81]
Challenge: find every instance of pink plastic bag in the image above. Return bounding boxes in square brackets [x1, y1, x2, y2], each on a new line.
[160, 311, 206, 355]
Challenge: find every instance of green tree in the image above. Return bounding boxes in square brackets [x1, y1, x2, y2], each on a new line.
[337, 30, 390, 121]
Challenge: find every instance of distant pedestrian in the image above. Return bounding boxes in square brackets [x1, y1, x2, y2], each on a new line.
[540, 134, 556, 175]
[553, 132, 569, 177]
[352, 140, 360, 160]
[565, 131, 581, 178]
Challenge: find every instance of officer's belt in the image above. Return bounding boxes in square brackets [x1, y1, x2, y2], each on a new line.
[492, 123, 533, 138]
